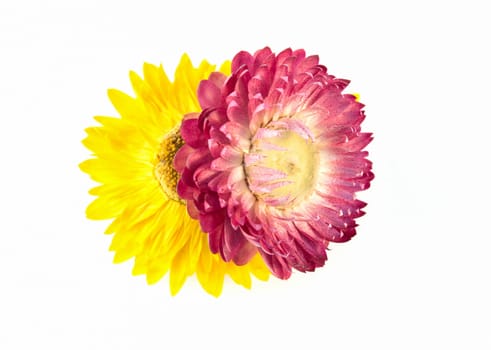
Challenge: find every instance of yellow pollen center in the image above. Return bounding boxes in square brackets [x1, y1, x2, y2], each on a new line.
[245, 119, 320, 209]
[155, 126, 184, 203]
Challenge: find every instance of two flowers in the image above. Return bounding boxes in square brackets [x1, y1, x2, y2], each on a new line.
[81, 47, 373, 296]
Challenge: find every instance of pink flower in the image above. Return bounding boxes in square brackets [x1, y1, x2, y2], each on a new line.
[175, 47, 373, 279]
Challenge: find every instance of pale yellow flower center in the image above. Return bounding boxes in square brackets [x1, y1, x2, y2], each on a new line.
[155, 126, 184, 203]
[246, 119, 320, 209]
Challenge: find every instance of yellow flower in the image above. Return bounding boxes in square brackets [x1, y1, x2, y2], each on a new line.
[80, 55, 269, 297]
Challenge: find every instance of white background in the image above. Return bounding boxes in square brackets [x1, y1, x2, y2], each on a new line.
[1, 0, 490, 349]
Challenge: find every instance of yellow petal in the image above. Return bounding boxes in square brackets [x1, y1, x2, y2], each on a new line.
[226, 264, 252, 289]
[86, 195, 124, 220]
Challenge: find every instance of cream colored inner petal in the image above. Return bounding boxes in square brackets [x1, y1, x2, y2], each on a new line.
[245, 119, 320, 209]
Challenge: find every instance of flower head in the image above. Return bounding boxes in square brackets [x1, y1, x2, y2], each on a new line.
[80, 55, 269, 296]
[176, 47, 373, 279]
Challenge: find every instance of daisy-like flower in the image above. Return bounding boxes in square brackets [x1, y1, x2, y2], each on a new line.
[176, 47, 373, 279]
[80, 55, 269, 297]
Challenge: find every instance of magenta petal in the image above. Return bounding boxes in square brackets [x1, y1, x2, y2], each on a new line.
[232, 51, 254, 72]
[193, 166, 218, 189]
[185, 147, 212, 171]
[235, 69, 251, 104]
[198, 80, 222, 109]
[207, 171, 230, 193]
[200, 210, 223, 233]
[276, 48, 293, 66]
[186, 199, 200, 219]
[207, 224, 223, 256]
[180, 118, 202, 148]
[221, 220, 248, 262]
[341, 132, 373, 152]
[291, 48, 306, 62]
[233, 241, 257, 266]
[207, 71, 227, 89]
[259, 251, 292, 279]
[249, 66, 271, 97]
[253, 47, 273, 68]
[297, 54, 319, 72]
[227, 100, 249, 127]
[176, 173, 195, 200]
[179, 167, 196, 187]
[173, 144, 193, 173]
[202, 192, 217, 211]
[307, 217, 351, 242]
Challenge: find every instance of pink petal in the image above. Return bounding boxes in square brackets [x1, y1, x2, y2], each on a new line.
[232, 51, 254, 72]
[198, 79, 222, 109]
[180, 118, 202, 148]
[232, 240, 257, 266]
[221, 220, 247, 262]
[259, 251, 292, 279]
[200, 210, 224, 233]
[173, 144, 193, 173]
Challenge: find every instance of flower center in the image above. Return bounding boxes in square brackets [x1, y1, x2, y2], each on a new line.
[155, 125, 184, 203]
[244, 118, 320, 209]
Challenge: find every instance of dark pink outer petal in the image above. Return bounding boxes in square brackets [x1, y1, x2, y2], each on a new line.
[179, 118, 203, 148]
[259, 251, 292, 280]
[198, 80, 222, 109]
